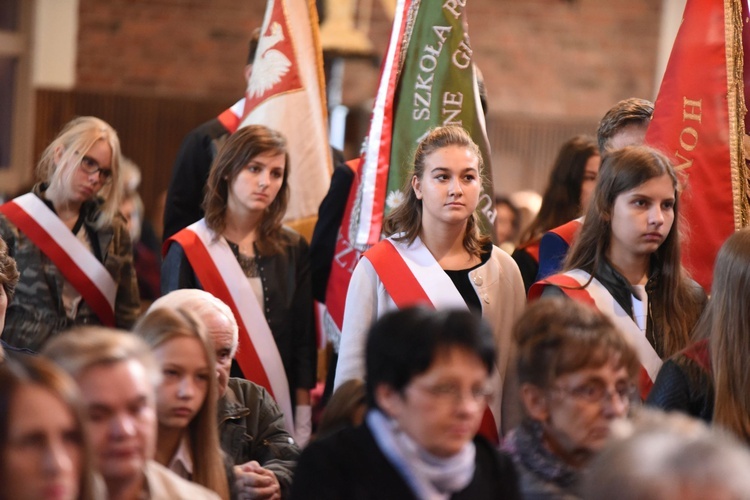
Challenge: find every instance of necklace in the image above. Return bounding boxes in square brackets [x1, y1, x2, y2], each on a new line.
[237, 250, 259, 278]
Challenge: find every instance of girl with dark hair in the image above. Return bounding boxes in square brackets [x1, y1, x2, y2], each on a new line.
[511, 135, 599, 291]
[0, 116, 140, 352]
[334, 126, 525, 438]
[647, 229, 750, 442]
[0, 355, 99, 500]
[162, 125, 315, 445]
[530, 145, 706, 398]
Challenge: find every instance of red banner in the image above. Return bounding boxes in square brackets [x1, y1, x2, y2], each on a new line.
[645, 0, 747, 290]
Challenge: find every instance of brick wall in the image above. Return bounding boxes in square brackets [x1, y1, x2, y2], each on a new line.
[76, 0, 264, 101]
[467, 0, 661, 120]
[76, 0, 660, 119]
[74, 0, 662, 195]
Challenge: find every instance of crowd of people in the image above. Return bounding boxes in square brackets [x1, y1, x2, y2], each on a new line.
[1, 91, 750, 500]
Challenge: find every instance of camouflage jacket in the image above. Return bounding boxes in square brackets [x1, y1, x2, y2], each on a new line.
[0, 186, 140, 351]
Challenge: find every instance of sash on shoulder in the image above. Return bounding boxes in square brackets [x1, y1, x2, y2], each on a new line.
[550, 217, 583, 246]
[0, 193, 116, 326]
[364, 237, 500, 443]
[167, 220, 294, 433]
[364, 237, 467, 309]
[530, 270, 662, 399]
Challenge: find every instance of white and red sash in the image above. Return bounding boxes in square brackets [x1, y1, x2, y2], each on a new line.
[529, 270, 663, 398]
[167, 220, 294, 432]
[364, 237, 501, 443]
[216, 98, 245, 134]
[0, 193, 116, 326]
[549, 217, 583, 247]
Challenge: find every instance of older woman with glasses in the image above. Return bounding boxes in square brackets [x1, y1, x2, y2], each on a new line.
[502, 298, 639, 499]
[0, 116, 139, 352]
[292, 307, 521, 500]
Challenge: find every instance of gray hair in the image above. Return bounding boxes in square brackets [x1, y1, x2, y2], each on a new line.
[149, 289, 239, 355]
[582, 409, 750, 500]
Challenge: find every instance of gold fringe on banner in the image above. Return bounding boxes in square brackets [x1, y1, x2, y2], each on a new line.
[726, 0, 750, 228]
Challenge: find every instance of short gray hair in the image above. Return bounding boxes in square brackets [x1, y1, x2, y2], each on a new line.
[149, 289, 239, 355]
[582, 409, 750, 499]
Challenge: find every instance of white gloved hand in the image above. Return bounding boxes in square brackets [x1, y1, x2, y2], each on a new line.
[294, 404, 313, 448]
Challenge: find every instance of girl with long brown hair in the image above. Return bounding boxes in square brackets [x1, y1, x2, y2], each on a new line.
[512, 135, 600, 291]
[0, 355, 100, 500]
[162, 124, 315, 444]
[647, 228, 750, 442]
[530, 145, 706, 398]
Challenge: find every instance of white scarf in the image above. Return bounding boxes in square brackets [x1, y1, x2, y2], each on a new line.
[367, 409, 476, 499]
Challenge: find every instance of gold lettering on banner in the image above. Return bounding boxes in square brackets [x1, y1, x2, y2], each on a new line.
[442, 92, 463, 125]
[674, 97, 702, 171]
[412, 26, 452, 121]
[443, 0, 466, 20]
[452, 38, 472, 69]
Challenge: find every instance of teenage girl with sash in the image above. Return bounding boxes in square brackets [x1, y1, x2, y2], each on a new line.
[647, 228, 750, 442]
[135, 307, 230, 499]
[0, 116, 140, 352]
[162, 125, 315, 445]
[334, 126, 526, 438]
[511, 135, 600, 292]
[530, 145, 706, 397]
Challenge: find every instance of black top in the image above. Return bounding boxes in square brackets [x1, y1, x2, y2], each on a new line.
[511, 246, 539, 294]
[163, 117, 231, 241]
[443, 242, 492, 317]
[646, 352, 714, 422]
[291, 422, 521, 500]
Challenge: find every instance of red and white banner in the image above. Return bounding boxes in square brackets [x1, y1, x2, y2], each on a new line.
[645, 0, 749, 290]
[0, 193, 116, 326]
[166, 221, 294, 433]
[323, 0, 414, 331]
[240, 0, 332, 226]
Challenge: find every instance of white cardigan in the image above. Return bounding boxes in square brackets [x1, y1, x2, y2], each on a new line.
[334, 238, 526, 435]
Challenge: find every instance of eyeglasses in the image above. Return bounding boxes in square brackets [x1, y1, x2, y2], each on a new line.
[78, 155, 113, 184]
[553, 380, 637, 405]
[412, 382, 493, 406]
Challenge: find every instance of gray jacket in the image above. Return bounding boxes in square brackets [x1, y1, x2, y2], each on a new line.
[219, 377, 299, 498]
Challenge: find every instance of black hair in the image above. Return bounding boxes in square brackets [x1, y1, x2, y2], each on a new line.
[365, 307, 495, 409]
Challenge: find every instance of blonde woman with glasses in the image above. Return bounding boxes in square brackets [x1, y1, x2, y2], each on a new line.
[0, 116, 140, 352]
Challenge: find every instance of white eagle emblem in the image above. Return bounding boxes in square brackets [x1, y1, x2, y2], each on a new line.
[247, 19, 292, 99]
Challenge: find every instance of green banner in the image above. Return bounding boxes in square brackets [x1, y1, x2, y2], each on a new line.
[386, 0, 495, 235]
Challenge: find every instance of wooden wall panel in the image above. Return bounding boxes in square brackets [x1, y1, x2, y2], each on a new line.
[34, 89, 229, 226]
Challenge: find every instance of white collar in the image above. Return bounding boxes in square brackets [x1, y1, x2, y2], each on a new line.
[167, 436, 193, 479]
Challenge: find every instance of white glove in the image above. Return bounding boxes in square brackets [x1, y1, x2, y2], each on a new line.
[294, 404, 312, 448]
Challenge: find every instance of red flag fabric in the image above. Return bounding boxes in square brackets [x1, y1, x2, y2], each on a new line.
[645, 0, 749, 290]
[240, 0, 332, 228]
[324, 0, 414, 330]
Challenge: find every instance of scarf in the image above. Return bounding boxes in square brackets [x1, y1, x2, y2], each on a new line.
[502, 419, 578, 488]
[367, 409, 476, 500]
